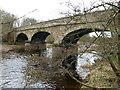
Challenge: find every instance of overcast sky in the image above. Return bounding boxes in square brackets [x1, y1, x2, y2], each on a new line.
[0, 0, 118, 21]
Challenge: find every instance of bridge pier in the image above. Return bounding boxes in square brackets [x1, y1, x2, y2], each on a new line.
[25, 40, 32, 51]
[62, 44, 78, 69]
[52, 45, 64, 59]
[45, 43, 78, 60]
[63, 44, 78, 57]
[25, 40, 46, 53]
[61, 44, 79, 79]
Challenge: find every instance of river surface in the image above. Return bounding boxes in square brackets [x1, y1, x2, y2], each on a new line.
[0, 45, 100, 89]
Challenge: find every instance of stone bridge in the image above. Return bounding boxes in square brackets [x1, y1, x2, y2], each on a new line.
[9, 10, 112, 45]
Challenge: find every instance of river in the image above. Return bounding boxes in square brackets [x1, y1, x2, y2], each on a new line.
[0, 45, 100, 89]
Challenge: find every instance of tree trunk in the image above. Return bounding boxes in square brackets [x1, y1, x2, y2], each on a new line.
[117, 1, 120, 88]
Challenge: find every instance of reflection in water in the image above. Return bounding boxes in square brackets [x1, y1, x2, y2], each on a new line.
[1, 45, 100, 88]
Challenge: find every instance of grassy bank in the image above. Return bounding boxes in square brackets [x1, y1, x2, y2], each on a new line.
[82, 59, 118, 88]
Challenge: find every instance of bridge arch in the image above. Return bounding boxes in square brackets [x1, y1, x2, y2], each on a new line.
[31, 31, 51, 44]
[61, 28, 107, 44]
[16, 33, 28, 45]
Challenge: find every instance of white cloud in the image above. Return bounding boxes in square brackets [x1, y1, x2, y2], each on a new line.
[0, 0, 116, 21]
[0, 0, 62, 21]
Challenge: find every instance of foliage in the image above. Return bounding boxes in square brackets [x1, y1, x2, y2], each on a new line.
[0, 9, 38, 42]
[0, 9, 17, 41]
[21, 17, 38, 26]
[60, 0, 120, 88]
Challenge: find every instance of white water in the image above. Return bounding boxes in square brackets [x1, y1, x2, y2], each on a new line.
[45, 46, 101, 79]
[0, 52, 27, 88]
[76, 51, 101, 79]
[0, 45, 101, 88]
[45, 47, 52, 59]
[0, 52, 52, 88]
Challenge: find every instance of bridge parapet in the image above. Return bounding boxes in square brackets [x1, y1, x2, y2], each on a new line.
[12, 9, 114, 45]
[16, 9, 113, 31]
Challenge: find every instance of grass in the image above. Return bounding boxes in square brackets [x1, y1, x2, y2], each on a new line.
[82, 59, 118, 88]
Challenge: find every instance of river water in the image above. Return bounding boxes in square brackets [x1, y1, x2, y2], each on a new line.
[0, 45, 100, 89]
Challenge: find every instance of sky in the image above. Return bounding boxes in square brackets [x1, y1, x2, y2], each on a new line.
[0, 0, 118, 21]
[0, 0, 117, 37]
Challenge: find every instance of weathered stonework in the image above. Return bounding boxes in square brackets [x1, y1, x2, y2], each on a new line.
[10, 9, 114, 44]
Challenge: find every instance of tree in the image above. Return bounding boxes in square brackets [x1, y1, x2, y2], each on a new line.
[117, 1, 120, 86]
[60, 0, 120, 88]
[21, 17, 38, 26]
[0, 9, 17, 41]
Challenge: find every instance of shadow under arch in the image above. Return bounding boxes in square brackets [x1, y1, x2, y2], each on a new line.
[61, 28, 108, 45]
[61, 28, 109, 79]
[31, 31, 50, 44]
[16, 33, 28, 45]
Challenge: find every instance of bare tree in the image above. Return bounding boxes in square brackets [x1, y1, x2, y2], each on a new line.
[60, 0, 120, 88]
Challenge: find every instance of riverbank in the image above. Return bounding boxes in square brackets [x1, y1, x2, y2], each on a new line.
[1, 44, 118, 88]
[0, 44, 26, 54]
[1, 47, 82, 88]
[0, 44, 15, 53]
[82, 59, 118, 88]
